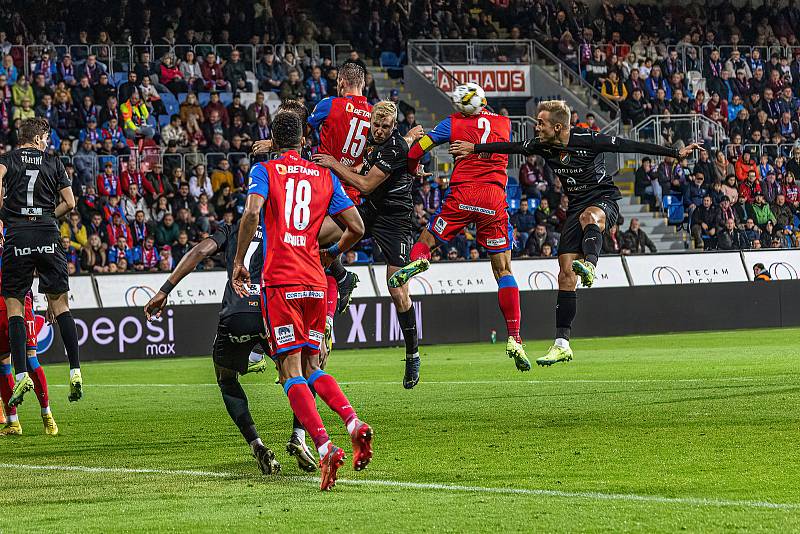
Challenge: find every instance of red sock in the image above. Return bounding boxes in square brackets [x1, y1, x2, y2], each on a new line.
[497, 275, 521, 342]
[309, 371, 357, 429]
[285, 379, 330, 451]
[29, 363, 49, 409]
[326, 275, 337, 319]
[0, 365, 16, 418]
[410, 242, 431, 261]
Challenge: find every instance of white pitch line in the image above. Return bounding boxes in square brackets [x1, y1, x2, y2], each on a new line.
[43, 376, 787, 388]
[0, 463, 795, 511]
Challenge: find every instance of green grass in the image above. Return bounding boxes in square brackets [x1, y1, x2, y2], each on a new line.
[2, 329, 800, 533]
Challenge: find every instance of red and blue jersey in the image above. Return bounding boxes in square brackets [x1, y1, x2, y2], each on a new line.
[408, 110, 511, 189]
[248, 150, 354, 289]
[308, 94, 372, 167]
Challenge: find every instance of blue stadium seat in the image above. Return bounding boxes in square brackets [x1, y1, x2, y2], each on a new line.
[379, 52, 404, 78]
[198, 92, 211, 107]
[507, 197, 520, 213]
[356, 251, 370, 263]
[158, 114, 171, 128]
[160, 92, 179, 116]
[219, 92, 233, 107]
[177, 93, 188, 104]
[527, 197, 540, 211]
[113, 72, 127, 87]
[662, 195, 685, 225]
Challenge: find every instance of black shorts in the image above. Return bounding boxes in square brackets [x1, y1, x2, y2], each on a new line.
[559, 197, 620, 255]
[1, 227, 69, 299]
[212, 312, 269, 374]
[357, 203, 414, 267]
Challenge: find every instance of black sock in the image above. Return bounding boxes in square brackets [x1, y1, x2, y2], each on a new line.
[9, 316, 28, 376]
[293, 414, 304, 432]
[581, 223, 603, 266]
[218, 375, 259, 443]
[397, 307, 419, 356]
[56, 312, 81, 370]
[327, 257, 348, 283]
[555, 290, 577, 340]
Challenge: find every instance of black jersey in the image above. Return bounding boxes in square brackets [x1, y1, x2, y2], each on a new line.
[211, 221, 264, 319]
[475, 128, 680, 210]
[0, 148, 71, 228]
[361, 130, 414, 213]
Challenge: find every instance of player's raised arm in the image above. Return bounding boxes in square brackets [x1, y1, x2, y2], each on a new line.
[590, 131, 705, 158]
[450, 139, 538, 157]
[144, 233, 223, 320]
[233, 164, 268, 297]
[407, 117, 451, 172]
[314, 153, 389, 194]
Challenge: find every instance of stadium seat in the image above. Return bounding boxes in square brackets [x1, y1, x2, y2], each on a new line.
[158, 114, 171, 128]
[198, 92, 211, 107]
[527, 197, 540, 211]
[219, 92, 233, 107]
[160, 92, 179, 116]
[356, 251, 369, 263]
[662, 195, 685, 225]
[177, 93, 188, 104]
[113, 72, 127, 87]
[380, 52, 404, 78]
[507, 197, 520, 213]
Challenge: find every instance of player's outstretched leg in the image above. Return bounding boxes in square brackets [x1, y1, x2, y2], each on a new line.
[48, 294, 83, 401]
[388, 232, 435, 288]
[28, 352, 57, 436]
[327, 258, 359, 315]
[386, 266, 421, 388]
[538, 254, 577, 367]
[307, 368, 373, 471]
[489, 252, 530, 372]
[216, 364, 281, 474]
[0, 360, 22, 435]
[287, 413, 317, 472]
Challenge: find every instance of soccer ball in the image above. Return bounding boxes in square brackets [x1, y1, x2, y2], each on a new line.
[452, 83, 487, 116]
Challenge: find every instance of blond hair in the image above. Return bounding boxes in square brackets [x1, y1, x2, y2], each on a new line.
[537, 100, 571, 127]
[371, 100, 398, 124]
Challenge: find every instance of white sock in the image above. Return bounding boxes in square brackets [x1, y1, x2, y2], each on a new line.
[249, 437, 264, 452]
[248, 351, 263, 364]
[318, 440, 331, 458]
[41, 406, 51, 415]
[346, 418, 359, 436]
[70, 368, 80, 379]
[293, 428, 306, 443]
[8, 414, 18, 423]
[555, 338, 570, 349]
[15, 372, 26, 382]
[407, 351, 419, 360]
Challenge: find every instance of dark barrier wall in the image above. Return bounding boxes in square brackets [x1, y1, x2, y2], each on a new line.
[37, 281, 798, 362]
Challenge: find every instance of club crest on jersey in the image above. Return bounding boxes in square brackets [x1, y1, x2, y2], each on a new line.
[559, 151, 570, 164]
[274, 324, 295, 345]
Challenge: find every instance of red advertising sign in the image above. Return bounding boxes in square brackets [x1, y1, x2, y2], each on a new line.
[418, 65, 531, 97]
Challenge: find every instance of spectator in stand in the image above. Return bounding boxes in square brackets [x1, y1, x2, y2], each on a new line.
[134, 235, 161, 271]
[246, 91, 270, 125]
[735, 151, 758, 182]
[761, 172, 781, 204]
[60, 211, 88, 250]
[718, 218, 749, 250]
[683, 173, 708, 210]
[279, 69, 304, 102]
[257, 52, 285, 93]
[156, 212, 180, 247]
[251, 113, 270, 142]
[1, 54, 18, 85]
[13, 97, 34, 121]
[101, 116, 128, 153]
[172, 231, 192, 264]
[139, 76, 165, 116]
[161, 114, 188, 149]
[122, 183, 149, 224]
[524, 224, 558, 257]
[751, 192, 776, 228]
[739, 170, 762, 203]
[603, 223, 629, 255]
[203, 91, 230, 127]
[585, 47, 607, 88]
[11, 75, 33, 108]
[718, 195, 738, 226]
[510, 201, 536, 249]
[201, 52, 228, 92]
[534, 198, 559, 231]
[397, 110, 419, 138]
[645, 65, 670, 102]
[106, 231, 132, 264]
[81, 234, 110, 273]
[193, 192, 216, 233]
[771, 193, 793, 231]
[413, 180, 441, 216]
[517, 154, 548, 198]
[121, 91, 154, 140]
[691, 195, 722, 249]
[364, 72, 380, 105]
[600, 71, 626, 118]
[622, 88, 647, 126]
[158, 54, 187, 95]
[223, 49, 250, 92]
[118, 72, 141, 105]
[189, 164, 213, 200]
[623, 218, 657, 253]
[96, 161, 120, 196]
[305, 66, 328, 108]
[79, 116, 103, 150]
[176, 51, 202, 94]
[93, 72, 115, 109]
[210, 159, 234, 192]
[172, 182, 196, 214]
[99, 94, 120, 126]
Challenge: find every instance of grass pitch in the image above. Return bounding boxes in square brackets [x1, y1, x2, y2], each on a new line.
[1, 329, 799, 532]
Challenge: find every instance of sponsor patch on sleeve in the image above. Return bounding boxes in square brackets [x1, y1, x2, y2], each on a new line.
[274, 324, 295, 345]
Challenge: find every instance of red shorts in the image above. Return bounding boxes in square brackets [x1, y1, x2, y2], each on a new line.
[262, 284, 326, 357]
[343, 184, 361, 205]
[428, 183, 513, 252]
[0, 296, 39, 354]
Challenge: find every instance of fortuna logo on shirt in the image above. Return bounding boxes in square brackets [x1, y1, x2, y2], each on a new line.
[285, 290, 325, 299]
[274, 164, 320, 176]
[284, 232, 307, 246]
[458, 204, 496, 215]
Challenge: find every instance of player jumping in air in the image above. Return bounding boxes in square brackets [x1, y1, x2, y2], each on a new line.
[143, 219, 284, 475]
[450, 100, 703, 365]
[0, 291, 57, 436]
[389, 83, 531, 372]
[0, 118, 83, 406]
[313, 100, 425, 388]
[233, 112, 372, 491]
